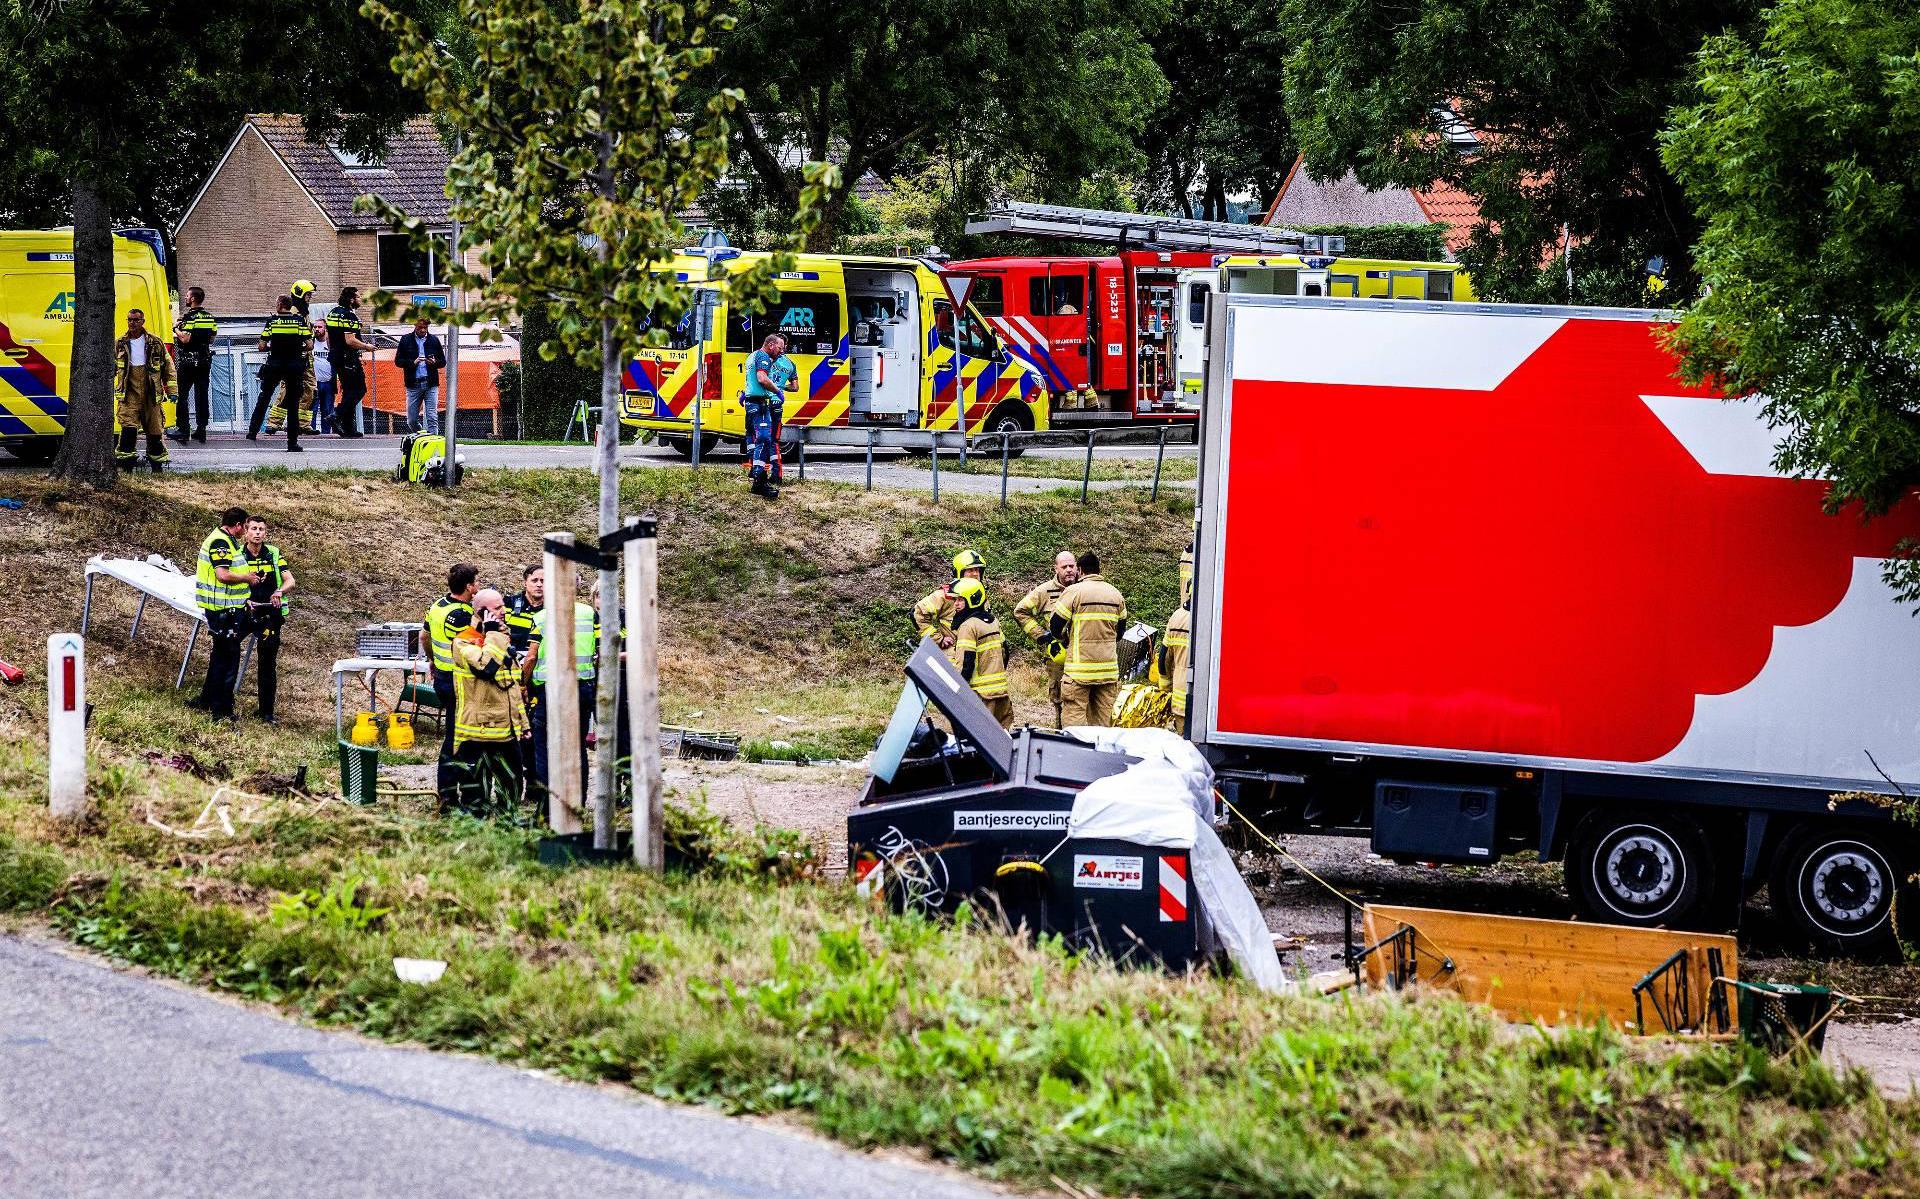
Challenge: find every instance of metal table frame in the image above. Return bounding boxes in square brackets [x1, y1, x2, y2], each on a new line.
[331, 657, 431, 738]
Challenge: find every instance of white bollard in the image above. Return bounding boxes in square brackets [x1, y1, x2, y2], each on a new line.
[47, 632, 88, 819]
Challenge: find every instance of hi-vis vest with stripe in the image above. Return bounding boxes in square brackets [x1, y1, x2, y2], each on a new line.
[1050, 573, 1127, 684]
[532, 601, 597, 683]
[953, 613, 1008, 698]
[1162, 605, 1191, 717]
[425, 594, 473, 673]
[240, 544, 292, 615]
[195, 529, 248, 611]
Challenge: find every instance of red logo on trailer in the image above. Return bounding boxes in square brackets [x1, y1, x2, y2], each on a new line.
[1214, 316, 1920, 765]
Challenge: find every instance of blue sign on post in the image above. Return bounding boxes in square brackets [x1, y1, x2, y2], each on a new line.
[412, 293, 448, 309]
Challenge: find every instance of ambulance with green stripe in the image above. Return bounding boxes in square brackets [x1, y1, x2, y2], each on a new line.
[1, 229, 176, 461]
[620, 251, 1048, 456]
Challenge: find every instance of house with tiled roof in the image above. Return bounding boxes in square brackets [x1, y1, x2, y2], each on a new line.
[174, 114, 483, 316]
[1263, 156, 1483, 258]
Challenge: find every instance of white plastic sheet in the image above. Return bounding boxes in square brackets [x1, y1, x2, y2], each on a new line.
[1064, 735, 1289, 992]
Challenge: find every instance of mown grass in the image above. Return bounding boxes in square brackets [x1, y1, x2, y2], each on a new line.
[1, 735, 1915, 1199]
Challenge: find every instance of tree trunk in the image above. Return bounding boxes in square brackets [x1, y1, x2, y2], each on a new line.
[1203, 169, 1228, 223]
[804, 177, 856, 252]
[593, 314, 622, 848]
[49, 177, 119, 487]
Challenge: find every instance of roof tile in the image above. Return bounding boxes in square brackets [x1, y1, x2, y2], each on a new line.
[249, 114, 451, 230]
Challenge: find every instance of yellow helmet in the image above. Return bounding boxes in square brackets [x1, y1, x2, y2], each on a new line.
[951, 548, 986, 579]
[951, 576, 988, 612]
[291, 279, 315, 299]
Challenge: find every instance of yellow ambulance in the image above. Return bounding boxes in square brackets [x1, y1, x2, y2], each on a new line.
[0, 228, 175, 460]
[620, 251, 1048, 456]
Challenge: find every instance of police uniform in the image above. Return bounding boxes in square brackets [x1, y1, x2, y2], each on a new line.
[191, 527, 253, 720]
[326, 302, 368, 437]
[526, 601, 598, 802]
[953, 608, 1013, 730]
[1049, 572, 1128, 727]
[252, 312, 310, 450]
[114, 330, 175, 471]
[426, 592, 474, 802]
[503, 591, 541, 658]
[1014, 576, 1068, 727]
[239, 541, 292, 722]
[174, 303, 218, 442]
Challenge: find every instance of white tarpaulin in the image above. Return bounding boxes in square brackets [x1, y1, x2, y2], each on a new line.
[1065, 732, 1289, 992]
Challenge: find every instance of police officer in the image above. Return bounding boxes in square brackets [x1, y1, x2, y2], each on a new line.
[913, 549, 986, 650]
[427, 564, 479, 803]
[950, 578, 1013, 729]
[742, 333, 794, 499]
[503, 564, 544, 658]
[1048, 551, 1128, 727]
[250, 296, 309, 452]
[326, 286, 375, 437]
[188, 507, 258, 722]
[238, 515, 296, 724]
[172, 285, 217, 444]
[523, 577, 597, 802]
[1015, 549, 1078, 727]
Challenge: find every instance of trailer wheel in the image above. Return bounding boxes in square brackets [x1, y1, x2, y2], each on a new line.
[1769, 828, 1907, 952]
[1567, 810, 1713, 928]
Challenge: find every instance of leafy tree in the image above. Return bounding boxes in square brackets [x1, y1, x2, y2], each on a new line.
[1662, 0, 1920, 594]
[1139, 0, 1295, 221]
[0, 0, 425, 486]
[365, 0, 829, 855]
[700, 0, 1167, 249]
[1278, 0, 1756, 301]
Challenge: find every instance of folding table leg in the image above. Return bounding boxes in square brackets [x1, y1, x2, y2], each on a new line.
[130, 594, 149, 641]
[80, 575, 95, 636]
[176, 621, 201, 689]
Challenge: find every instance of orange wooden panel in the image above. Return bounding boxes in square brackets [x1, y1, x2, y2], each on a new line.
[1360, 904, 1737, 1030]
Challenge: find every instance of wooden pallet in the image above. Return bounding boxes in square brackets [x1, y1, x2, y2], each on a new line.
[1360, 903, 1738, 1031]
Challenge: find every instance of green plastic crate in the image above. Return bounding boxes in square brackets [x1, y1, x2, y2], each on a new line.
[338, 739, 380, 805]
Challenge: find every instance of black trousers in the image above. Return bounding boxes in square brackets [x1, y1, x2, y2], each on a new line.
[449, 739, 527, 819]
[333, 367, 367, 435]
[527, 679, 594, 802]
[196, 609, 247, 718]
[175, 357, 211, 435]
[434, 674, 459, 802]
[252, 609, 282, 720]
[252, 361, 303, 448]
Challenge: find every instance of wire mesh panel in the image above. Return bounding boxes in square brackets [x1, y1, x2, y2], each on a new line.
[338, 740, 379, 805]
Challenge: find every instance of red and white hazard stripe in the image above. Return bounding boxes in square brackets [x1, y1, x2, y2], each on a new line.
[1158, 854, 1188, 923]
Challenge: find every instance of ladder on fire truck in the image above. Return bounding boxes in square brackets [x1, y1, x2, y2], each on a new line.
[964, 202, 1311, 255]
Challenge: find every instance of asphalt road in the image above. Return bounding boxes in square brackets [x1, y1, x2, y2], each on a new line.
[2, 435, 1197, 498]
[0, 932, 999, 1199]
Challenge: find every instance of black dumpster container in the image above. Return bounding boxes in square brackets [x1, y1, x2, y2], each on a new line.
[849, 643, 1205, 971]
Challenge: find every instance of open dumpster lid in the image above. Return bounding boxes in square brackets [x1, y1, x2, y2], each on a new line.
[872, 641, 1016, 784]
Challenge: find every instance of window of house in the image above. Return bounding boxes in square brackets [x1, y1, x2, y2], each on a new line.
[725, 290, 841, 356]
[378, 232, 453, 287]
[330, 144, 385, 171]
[1027, 274, 1085, 317]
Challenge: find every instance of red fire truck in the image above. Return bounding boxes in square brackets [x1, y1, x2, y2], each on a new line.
[951, 204, 1313, 425]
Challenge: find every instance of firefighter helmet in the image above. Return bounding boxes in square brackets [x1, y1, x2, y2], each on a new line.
[951, 576, 988, 612]
[290, 279, 315, 300]
[951, 548, 986, 579]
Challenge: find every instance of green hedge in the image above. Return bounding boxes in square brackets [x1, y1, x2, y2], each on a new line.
[1298, 222, 1449, 263]
[518, 305, 602, 440]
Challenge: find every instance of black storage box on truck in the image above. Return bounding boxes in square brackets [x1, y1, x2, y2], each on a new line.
[849, 642, 1206, 971]
[1187, 293, 1920, 951]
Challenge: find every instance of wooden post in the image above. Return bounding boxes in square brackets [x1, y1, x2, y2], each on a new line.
[542, 533, 584, 834]
[625, 516, 663, 869]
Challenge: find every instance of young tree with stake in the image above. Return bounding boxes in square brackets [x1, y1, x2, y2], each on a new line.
[362, 0, 831, 856]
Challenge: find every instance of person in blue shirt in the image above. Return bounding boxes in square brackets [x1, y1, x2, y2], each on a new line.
[742, 333, 796, 500]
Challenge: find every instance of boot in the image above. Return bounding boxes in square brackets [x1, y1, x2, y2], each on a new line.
[192, 428, 207, 443]
[146, 434, 169, 472]
[115, 426, 139, 470]
[749, 466, 777, 500]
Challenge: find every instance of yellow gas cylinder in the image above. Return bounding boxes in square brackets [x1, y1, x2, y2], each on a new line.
[385, 713, 415, 750]
[349, 711, 380, 747]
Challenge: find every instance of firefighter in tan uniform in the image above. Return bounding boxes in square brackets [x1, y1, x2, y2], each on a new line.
[913, 548, 986, 650]
[1159, 599, 1191, 729]
[1014, 549, 1078, 727]
[949, 578, 1013, 729]
[1048, 551, 1127, 727]
[114, 309, 175, 472]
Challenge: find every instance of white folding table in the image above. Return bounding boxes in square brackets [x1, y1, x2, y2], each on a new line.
[331, 656, 431, 738]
